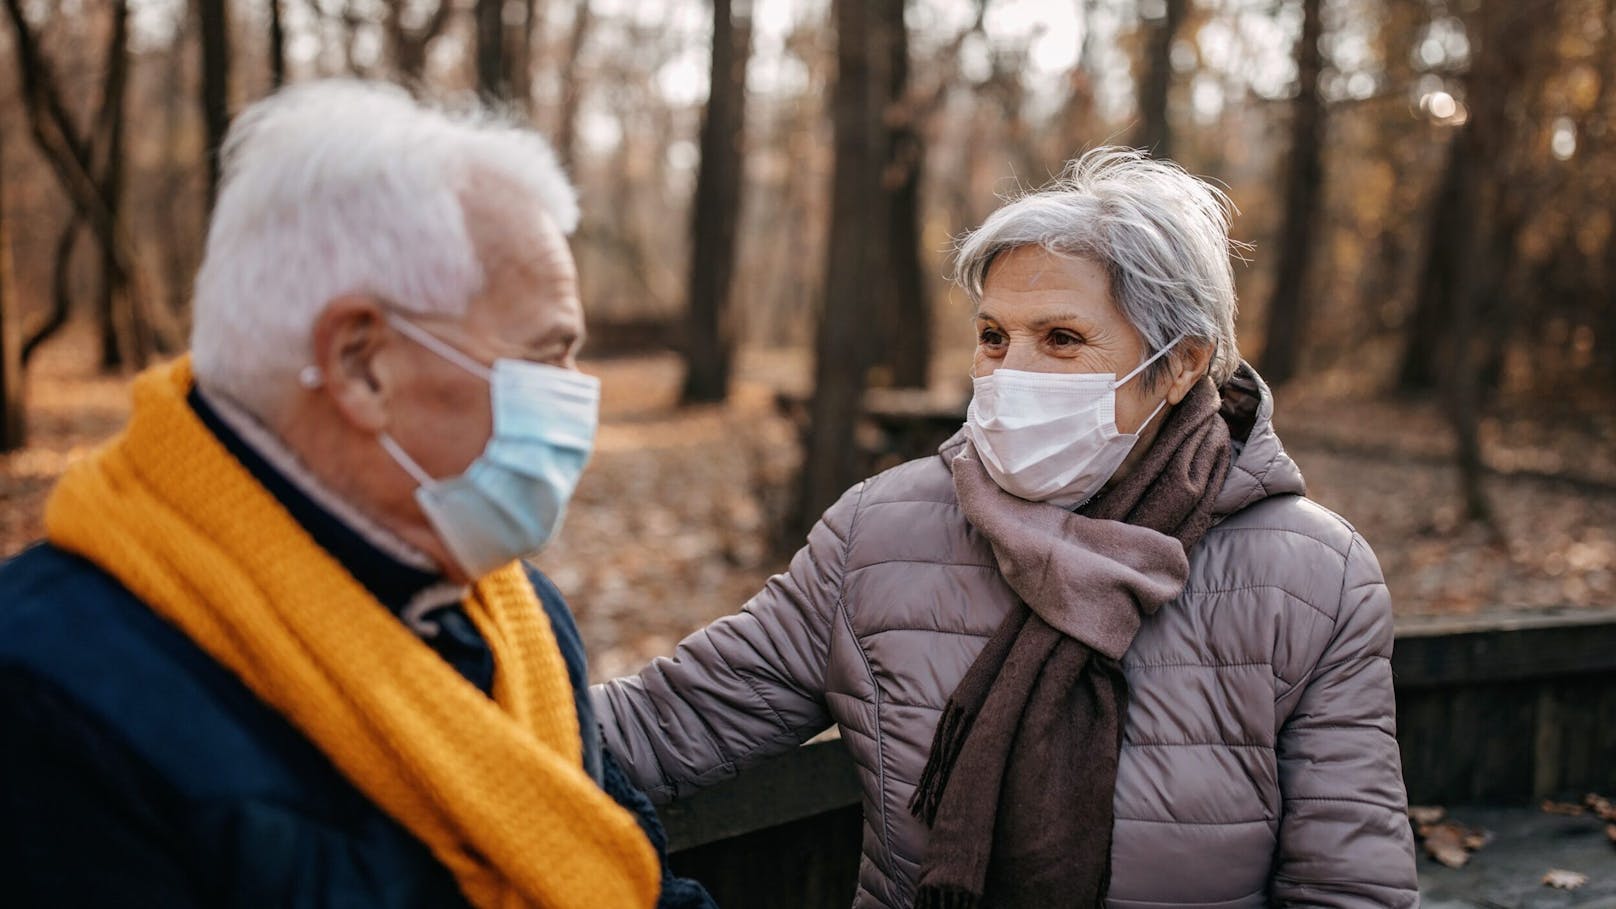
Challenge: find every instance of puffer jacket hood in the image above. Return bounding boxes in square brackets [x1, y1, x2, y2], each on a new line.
[596, 362, 1418, 908]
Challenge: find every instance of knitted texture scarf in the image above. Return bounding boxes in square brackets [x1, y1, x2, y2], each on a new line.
[910, 378, 1232, 909]
[44, 357, 660, 909]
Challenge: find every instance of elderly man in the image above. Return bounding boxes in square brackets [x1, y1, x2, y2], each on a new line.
[0, 81, 705, 909]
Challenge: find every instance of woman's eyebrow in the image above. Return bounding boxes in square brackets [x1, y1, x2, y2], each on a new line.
[977, 310, 1088, 330]
[1026, 312, 1087, 330]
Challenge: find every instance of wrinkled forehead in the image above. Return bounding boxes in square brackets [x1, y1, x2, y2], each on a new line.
[457, 176, 581, 329]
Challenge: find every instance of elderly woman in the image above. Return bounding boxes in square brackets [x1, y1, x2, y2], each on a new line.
[593, 148, 1418, 908]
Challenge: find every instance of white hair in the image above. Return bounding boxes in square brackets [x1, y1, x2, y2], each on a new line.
[954, 147, 1244, 387]
[190, 79, 579, 416]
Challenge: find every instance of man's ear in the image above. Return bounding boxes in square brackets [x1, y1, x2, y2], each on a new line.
[1164, 339, 1215, 406]
[309, 295, 394, 433]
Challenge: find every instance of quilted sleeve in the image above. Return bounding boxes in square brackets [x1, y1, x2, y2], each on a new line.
[1270, 533, 1420, 907]
[589, 483, 860, 803]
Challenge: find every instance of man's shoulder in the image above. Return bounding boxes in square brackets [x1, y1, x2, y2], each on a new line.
[0, 544, 155, 654]
[0, 544, 337, 801]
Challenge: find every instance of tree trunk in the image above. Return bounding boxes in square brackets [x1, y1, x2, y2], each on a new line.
[556, 0, 595, 170]
[0, 124, 23, 452]
[3, 0, 160, 371]
[98, 0, 137, 371]
[476, 0, 506, 99]
[269, 0, 287, 88]
[22, 223, 78, 365]
[680, 0, 754, 405]
[1439, 0, 1555, 526]
[386, 0, 454, 83]
[506, 0, 539, 110]
[198, 0, 231, 207]
[794, 0, 893, 537]
[1133, 0, 1186, 157]
[1398, 134, 1466, 393]
[879, 0, 929, 389]
[1257, 0, 1324, 386]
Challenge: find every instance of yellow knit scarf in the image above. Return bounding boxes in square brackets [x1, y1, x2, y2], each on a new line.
[44, 357, 659, 909]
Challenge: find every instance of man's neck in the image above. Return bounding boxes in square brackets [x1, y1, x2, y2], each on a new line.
[191, 385, 467, 630]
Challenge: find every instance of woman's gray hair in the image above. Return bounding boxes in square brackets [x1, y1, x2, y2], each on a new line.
[954, 147, 1243, 387]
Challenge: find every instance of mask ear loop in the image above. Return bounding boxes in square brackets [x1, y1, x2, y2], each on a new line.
[378, 432, 437, 488]
[1113, 333, 1188, 390]
[378, 315, 494, 491]
[386, 315, 494, 381]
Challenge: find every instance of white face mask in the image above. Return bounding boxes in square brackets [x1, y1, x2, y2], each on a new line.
[965, 335, 1184, 508]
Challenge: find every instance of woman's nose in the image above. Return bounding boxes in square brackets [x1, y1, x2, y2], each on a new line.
[1001, 340, 1045, 373]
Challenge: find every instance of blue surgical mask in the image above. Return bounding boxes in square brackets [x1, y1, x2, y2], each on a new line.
[377, 315, 599, 579]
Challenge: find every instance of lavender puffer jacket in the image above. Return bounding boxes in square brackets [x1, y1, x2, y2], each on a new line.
[593, 365, 1419, 908]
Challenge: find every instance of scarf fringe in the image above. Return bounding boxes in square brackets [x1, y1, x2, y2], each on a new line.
[913, 884, 982, 909]
[909, 701, 970, 825]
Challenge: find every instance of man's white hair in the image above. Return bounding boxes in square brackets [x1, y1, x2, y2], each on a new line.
[190, 79, 579, 416]
[954, 147, 1243, 387]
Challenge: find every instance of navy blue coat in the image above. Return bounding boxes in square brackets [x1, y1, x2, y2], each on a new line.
[0, 545, 706, 908]
[0, 393, 711, 908]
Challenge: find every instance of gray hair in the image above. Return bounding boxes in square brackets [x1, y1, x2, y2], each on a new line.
[954, 147, 1243, 388]
[190, 79, 578, 419]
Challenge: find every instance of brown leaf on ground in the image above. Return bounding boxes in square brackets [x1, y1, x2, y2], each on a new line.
[1461, 828, 1494, 851]
[1542, 869, 1589, 889]
[1584, 793, 1615, 821]
[1606, 823, 1615, 847]
[1409, 805, 1447, 827]
[1542, 799, 1587, 816]
[1422, 822, 1474, 868]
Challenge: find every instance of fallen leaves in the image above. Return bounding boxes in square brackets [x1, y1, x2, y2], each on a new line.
[1541, 869, 1588, 889]
[1408, 805, 1446, 826]
[1410, 807, 1493, 869]
[1542, 799, 1588, 817]
[1585, 792, 1616, 822]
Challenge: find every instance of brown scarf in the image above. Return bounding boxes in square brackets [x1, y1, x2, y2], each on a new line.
[910, 378, 1232, 909]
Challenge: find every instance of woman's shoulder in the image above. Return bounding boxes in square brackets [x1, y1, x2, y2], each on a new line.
[851, 451, 962, 511]
[1176, 495, 1392, 687]
[1189, 493, 1381, 626]
[1206, 492, 1361, 559]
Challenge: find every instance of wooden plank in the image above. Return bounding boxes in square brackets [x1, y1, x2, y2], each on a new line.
[660, 737, 862, 852]
[669, 805, 862, 909]
[1391, 611, 1616, 688]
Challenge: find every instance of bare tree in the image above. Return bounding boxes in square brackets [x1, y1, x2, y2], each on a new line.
[385, 1, 455, 82]
[555, 0, 594, 170]
[3, 0, 162, 370]
[1398, 132, 1464, 394]
[475, 0, 506, 98]
[269, 0, 288, 88]
[1257, 0, 1325, 385]
[198, 0, 231, 206]
[0, 122, 22, 451]
[510, 0, 543, 109]
[1440, 0, 1560, 525]
[680, 0, 754, 404]
[1134, 0, 1187, 156]
[877, 0, 929, 389]
[795, 0, 896, 536]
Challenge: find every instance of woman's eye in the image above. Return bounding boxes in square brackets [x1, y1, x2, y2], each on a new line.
[1049, 330, 1083, 348]
[978, 329, 1005, 346]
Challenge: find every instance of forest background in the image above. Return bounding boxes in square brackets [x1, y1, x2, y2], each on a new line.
[1, 0, 1612, 677]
